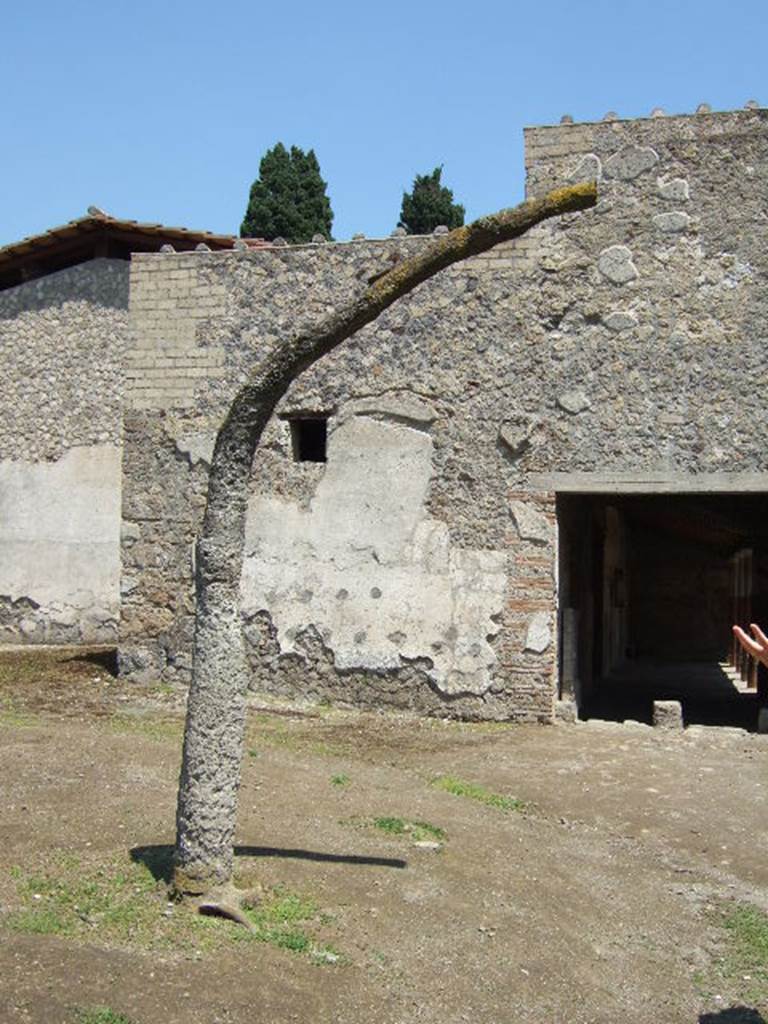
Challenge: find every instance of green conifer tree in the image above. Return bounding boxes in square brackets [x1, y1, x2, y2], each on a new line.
[240, 143, 333, 243]
[398, 166, 465, 235]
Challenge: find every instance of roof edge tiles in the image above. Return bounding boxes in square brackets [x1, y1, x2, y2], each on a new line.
[0, 212, 271, 291]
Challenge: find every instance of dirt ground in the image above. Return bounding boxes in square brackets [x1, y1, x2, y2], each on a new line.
[0, 648, 767, 1024]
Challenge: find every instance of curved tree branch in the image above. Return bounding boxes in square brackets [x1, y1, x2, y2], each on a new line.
[173, 182, 597, 896]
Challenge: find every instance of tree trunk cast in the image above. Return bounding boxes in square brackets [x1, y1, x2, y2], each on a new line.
[172, 182, 597, 894]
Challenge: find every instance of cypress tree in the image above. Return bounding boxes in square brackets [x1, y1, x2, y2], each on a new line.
[398, 166, 465, 235]
[240, 143, 333, 243]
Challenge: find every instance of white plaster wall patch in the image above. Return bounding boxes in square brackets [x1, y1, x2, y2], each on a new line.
[241, 416, 506, 696]
[0, 444, 121, 621]
[598, 245, 639, 284]
[603, 146, 659, 180]
[510, 501, 552, 545]
[525, 612, 551, 653]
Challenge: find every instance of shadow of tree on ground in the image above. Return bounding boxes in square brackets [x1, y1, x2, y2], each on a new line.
[130, 842, 407, 883]
[699, 1008, 766, 1023]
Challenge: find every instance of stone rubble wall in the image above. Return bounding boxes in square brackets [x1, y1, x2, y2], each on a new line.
[0, 259, 127, 643]
[120, 108, 768, 720]
[521, 107, 767, 479]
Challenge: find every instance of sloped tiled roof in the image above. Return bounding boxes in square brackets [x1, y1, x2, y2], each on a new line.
[0, 210, 271, 290]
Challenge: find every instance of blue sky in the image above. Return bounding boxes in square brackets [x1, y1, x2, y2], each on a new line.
[2, 0, 766, 247]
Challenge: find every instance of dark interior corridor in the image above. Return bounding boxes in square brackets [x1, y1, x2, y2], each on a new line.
[557, 493, 768, 729]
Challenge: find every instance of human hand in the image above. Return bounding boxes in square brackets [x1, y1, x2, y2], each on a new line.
[732, 623, 768, 669]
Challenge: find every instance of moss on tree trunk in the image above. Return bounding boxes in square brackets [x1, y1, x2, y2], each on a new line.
[173, 182, 597, 895]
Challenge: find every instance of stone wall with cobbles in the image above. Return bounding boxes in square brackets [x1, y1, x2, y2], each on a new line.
[0, 259, 127, 643]
[119, 108, 768, 720]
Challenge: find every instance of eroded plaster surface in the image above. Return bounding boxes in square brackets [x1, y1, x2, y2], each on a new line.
[240, 413, 506, 696]
[0, 444, 121, 642]
[120, 107, 768, 722]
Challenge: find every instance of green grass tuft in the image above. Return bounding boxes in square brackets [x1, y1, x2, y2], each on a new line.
[246, 716, 344, 758]
[311, 944, 345, 965]
[0, 698, 38, 728]
[74, 1009, 138, 1024]
[331, 773, 350, 787]
[9, 907, 66, 935]
[431, 775, 525, 812]
[107, 714, 182, 743]
[372, 816, 407, 835]
[358, 815, 448, 839]
[4, 861, 339, 962]
[241, 889, 320, 954]
[721, 903, 768, 999]
[5, 859, 159, 941]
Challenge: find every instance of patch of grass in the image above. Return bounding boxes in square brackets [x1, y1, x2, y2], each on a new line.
[0, 698, 38, 728]
[248, 716, 296, 750]
[9, 906, 67, 935]
[246, 716, 343, 758]
[345, 816, 446, 843]
[718, 903, 768, 1003]
[4, 859, 341, 963]
[0, 651, 56, 688]
[74, 1008, 138, 1024]
[147, 682, 177, 698]
[241, 889, 323, 955]
[431, 775, 525, 812]
[5, 858, 159, 942]
[310, 943, 346, 966]
[106, 714, 182, 743]
[330, 773, 350, 787]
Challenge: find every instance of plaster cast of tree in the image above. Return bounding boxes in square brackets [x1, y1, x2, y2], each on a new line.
[173, 182, 597, 900]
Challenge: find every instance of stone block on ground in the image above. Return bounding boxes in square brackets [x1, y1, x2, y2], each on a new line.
[653, 699, 683, 730]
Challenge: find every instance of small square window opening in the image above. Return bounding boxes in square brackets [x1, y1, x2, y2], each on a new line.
[290, 417, 328, 463]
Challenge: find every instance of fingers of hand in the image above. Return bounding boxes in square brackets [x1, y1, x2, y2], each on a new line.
[733, 625, 762, 658]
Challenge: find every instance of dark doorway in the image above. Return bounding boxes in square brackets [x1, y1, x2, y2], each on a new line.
[557, 493, 768, 729]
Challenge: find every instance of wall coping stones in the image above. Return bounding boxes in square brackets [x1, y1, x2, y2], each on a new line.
[524, 105, 765, 130]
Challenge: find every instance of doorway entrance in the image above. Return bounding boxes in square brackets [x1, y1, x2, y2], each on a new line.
[557, 493, 768, 728]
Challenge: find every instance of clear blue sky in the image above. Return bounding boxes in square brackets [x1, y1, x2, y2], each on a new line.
[2, 0, 766, 247]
